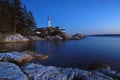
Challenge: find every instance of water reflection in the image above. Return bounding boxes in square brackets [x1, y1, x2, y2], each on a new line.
[30, 41, 65, 54]
[0, 37, 120, 70]
[0, 42, 32, 52]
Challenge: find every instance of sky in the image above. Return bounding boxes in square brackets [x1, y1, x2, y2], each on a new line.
[21, 0, 120, 35]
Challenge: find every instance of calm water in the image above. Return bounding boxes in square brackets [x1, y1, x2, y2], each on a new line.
[0, 37, 120, 70]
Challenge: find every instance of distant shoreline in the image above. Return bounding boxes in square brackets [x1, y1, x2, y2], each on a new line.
[87, 34, 120, 37]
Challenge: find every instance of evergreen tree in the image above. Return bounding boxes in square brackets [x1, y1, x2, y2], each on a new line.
[0, 0, 4, 33]
[0, 0, 36, 35]
[21, 6, 36, 35]
[12, 0, 23, 33]
[0, 0, 12, 33]
[27, 11, 36, 31]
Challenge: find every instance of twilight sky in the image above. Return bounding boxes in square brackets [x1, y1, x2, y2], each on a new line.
[21, 0, 120, 35]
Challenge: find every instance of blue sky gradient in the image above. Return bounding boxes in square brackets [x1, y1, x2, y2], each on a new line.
[21, 0, 120, 35]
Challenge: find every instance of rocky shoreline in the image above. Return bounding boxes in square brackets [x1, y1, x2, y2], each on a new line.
[0, 51, 120, 80]
[0, 33, 84, 43]
[0, 34, 45, 43]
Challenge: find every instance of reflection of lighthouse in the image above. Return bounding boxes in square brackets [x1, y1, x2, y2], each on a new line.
[48, 17, 51, 27]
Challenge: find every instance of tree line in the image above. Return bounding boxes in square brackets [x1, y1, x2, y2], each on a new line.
[0, 0, 36, 35]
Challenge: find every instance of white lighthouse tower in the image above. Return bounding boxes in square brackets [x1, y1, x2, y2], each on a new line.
[48, 17, 51, 27]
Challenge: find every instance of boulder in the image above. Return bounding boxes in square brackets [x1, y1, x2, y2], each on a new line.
[0, 34, 29, 43]
[72, 34, 83, 40]
[54, 35, 63, 40]
[21, 63, 119, 80]
[22, 63, 66, 80]
[82, 71, 114, 80]
[0, 61, 118, 80]
[0, 62, 28, 80]
[0, 51, 119, 80]
[97, 68, 120, 79]
[0, 51, 48, 64]
[0, 52, 33, 64]
[24, 51, 48, 60]
[61, 33, 71, 40]
[21, 63, 88, 80]
[44, 36, 54, 40]
[62, 68, 88, 80]
[44, 35, 63, 40]
[27, 36, 45, 41]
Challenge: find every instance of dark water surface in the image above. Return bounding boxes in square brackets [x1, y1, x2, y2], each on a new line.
[0, 37, 120, 70]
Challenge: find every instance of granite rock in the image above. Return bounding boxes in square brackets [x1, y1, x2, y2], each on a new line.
[0, 34, 29, 43]
[28, 36, 45, 41]
[0, 62, 28, 80]
[0, 51, 48, 64]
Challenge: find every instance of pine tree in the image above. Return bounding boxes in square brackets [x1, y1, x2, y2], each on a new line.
[0, 0, 4, 33]
[20, 5, 36, 35]
[0, 0, 36, 35]
[27, 11, 36, 31]
[12, 0, 23, 33]
[0, 0, 12, 33]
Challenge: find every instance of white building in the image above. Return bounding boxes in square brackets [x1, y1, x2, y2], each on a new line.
[48, 17, 51, 27]
[60, 29, 66, 33]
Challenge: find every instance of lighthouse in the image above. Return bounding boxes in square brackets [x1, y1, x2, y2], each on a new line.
[48, 17, 51, 27]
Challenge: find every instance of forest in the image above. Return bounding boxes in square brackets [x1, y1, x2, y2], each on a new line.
[0, 0, 36, 35]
